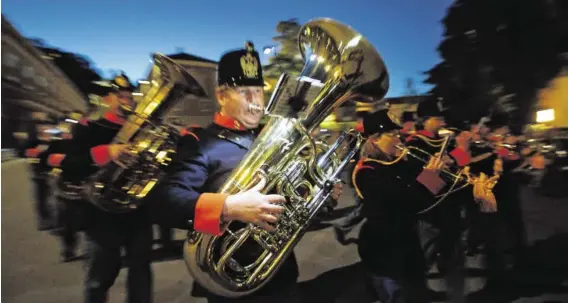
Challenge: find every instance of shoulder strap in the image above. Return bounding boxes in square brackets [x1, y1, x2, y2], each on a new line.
[204, 127, 254, 150]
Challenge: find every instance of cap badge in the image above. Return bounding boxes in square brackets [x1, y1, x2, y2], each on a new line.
[240, 53, 259, 79]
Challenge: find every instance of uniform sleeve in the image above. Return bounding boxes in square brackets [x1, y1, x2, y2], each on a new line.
[449, 147, 471, 167]
[38, 140, 69, 168]
[58, 121, 113, 170]
[152, 134, 228, 235]
[354, 162, 440, 215]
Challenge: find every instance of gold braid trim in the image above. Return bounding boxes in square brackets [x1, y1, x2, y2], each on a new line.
[352, 150, 408, 199]
[411, 134, 446, 147]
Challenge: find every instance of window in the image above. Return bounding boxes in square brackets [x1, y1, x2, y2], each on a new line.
[22, 66, 35, 78]
[35, 76, 48, 87]
[2, 52, 20, 68]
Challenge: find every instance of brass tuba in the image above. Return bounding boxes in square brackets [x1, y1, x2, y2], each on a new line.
[84, 53, 207, 213]
[183, 18, 389, 298]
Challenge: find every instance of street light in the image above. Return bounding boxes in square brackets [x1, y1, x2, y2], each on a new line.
[536, 109, 555, 123]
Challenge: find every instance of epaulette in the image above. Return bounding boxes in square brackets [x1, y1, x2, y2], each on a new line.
[351, 158, 377, 199]
[179, 125, 203, 142]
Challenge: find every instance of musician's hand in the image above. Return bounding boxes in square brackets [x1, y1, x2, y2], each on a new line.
[529, 154, 547, 170]
[330, 182, 343, 201]
[504, 135, 518, 145]
[224, 178, 287, 232]
[425, 156, 444, 174]
[473, 173, 498, 213]
[108, 144, 136, 168]
[456, 131, 472, 151]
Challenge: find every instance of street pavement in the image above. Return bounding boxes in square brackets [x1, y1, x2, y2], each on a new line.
[2, 159, 568, 302]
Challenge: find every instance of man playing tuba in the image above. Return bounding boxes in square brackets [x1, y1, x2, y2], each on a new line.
[152, 42, 343, 302]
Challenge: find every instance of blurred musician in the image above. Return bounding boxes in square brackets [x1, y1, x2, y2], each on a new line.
[333, 109, 392, 245]
[24, 114, 57, 231]
[44, 74, 155, 303]
[353, 111, 465, 302]
[406, 99, 472, 302]
[400, 110, 417, 138]
[485, 113, 528, 271]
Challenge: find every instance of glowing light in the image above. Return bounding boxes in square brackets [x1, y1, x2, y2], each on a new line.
[536, 109, 554, 123]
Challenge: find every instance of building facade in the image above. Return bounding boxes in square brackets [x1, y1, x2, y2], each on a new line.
[2, 15, 87, 148]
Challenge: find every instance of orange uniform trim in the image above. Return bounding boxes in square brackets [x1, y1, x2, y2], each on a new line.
[90, 145, 111, 166]
[180, 128, 200, 141]
[47, 154, 66, 167]
[194, 193, 229, 236]
[354, 121, 364, 133]
[496, 147, 520, 161]
[416, 170, 446, 195]
[103, 111, 125, 125]
[25, 148, 41, 158]
[352, 159, 375, 199]
[450, 147, 471, 167]
[213, 112, 246, 131]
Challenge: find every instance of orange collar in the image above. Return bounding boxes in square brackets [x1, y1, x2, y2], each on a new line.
[103, 111, 125, 125]
[214, 112, 246, 131]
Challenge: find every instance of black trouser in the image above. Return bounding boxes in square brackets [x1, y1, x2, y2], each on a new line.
[56, 197, 86, 254]
[32, 176, 52, 227]
[84, 207, 153, 303]
[335, 198, 364, 234]
[158, 225, 174, 247]
[465, 202, 508, 280]
[418, 203, 465, 303]
[366, 271, 429, 303]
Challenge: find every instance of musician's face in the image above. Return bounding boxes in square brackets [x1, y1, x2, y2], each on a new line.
[217, 86, 265, 129]
[424, 116, 446, 133]
[117, 90, 134, 113]
[375, 131, 402, 157]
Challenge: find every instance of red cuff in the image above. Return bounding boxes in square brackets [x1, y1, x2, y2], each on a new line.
[194, 193, 229, 236]
[25, 148, 41, 158]
[450, 147, 471, 166]
[417, 170, 446, 195]
[90, 145, 111, 166]
[497, 147, 520, 160]
[47, 154, 66, 167]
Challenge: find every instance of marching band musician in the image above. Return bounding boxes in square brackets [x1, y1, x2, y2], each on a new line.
[24, 114, 57, 231]
[333, 109, 389, 245]
[35, 114, 79, 261]
[44, 74, 155, 303]
[485, 114, 528, 271]
[351, 110, 488, 303]
[405, 99, 472, 303]
[152, 42, 341, 303]
[400, 110, 417, 138]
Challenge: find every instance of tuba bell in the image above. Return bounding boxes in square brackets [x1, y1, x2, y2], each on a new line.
[183, 18, 389, 298]
[84, 53, 208, 213]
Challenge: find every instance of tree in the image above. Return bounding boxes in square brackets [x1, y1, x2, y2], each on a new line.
[424, 0, 567, 127]
[263, 19, 305, 94]
[29, 39, 104, 101]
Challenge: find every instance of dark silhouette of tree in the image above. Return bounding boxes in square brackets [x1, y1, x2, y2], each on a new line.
[263, 18, 305, 92]
[29, 38, 104, 102]
[424, 0, 568, 127]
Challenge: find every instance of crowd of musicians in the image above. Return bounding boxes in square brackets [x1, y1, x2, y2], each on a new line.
[21, 42, 552, 303]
